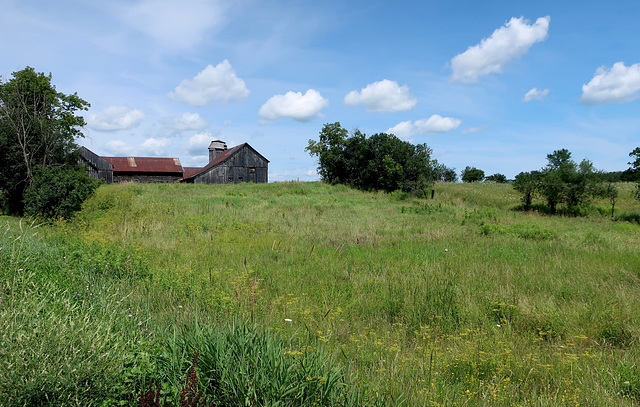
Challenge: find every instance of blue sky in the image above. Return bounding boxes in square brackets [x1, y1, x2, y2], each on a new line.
[2, 0, 639, 181]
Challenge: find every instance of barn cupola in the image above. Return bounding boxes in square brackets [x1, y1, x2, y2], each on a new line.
[208, 140, 227, 162]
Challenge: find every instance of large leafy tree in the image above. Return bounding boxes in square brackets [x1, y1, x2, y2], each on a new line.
[460, 166, 485, 183]
[0, 67, 93, 216]
[513, 170, 541, 209]
[306, 122, 438, 194]
[305, 122, 349, 184]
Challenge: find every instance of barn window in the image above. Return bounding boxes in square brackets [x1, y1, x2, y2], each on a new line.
[249, 167, 256, 174]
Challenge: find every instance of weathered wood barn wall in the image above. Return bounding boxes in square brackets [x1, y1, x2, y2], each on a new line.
[182, 142, 269, 184]
[79, 146, 113, 184]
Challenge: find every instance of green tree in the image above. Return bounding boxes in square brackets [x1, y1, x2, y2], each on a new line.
[545, 148, 572, 170]
[434, 163, 458, 182]
[629, 147, 640, 170]
[0, 67, 91, 215]
[512, 171, 541, 209]
[485, 173, 507, 183]
[630, 147, 640, 200]
[538, 169, 564, 214]
[540, 150, 602, 212]
[460, 166, 485, 183]
[603, 182, 619, 218]
[305, 122, 349, 184]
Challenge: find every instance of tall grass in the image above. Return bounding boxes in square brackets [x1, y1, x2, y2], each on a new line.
[2, 180, 640, 405]
[0, 219, 147, 405]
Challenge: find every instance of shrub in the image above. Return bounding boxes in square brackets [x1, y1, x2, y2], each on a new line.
[23, 166, 99, 220]
[485, 173, 507, 183]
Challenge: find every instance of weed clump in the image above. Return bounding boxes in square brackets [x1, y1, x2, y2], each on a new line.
[153, 320, 357, 406]
[480, 223, 556, 240]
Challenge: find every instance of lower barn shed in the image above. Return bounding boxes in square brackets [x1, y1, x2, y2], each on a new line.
[101, 156, 184, 183]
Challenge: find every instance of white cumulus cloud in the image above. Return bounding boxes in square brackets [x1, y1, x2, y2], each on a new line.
[139, 138, 171, 156]
[344, 79, 417, 113]
[167, 112, 209, 131]
[523, 87, 550, 102]
[168, 60, 249, 106]
[121, 0, 227, 49]
[186, 132, 214, 156]
[87, 106, 145, 131]
[104, 140, 135, 156]
[450, 16, 550, 83]
[259, 89, 329, 122]
[580, 62, 640, 104]
[387, 115, 462, 139]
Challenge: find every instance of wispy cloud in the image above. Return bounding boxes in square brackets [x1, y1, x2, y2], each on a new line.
[461, 125, 489, 134]
[120, 0, 227, 49]
[450, 16, 550, 83]
[523, 87, 550, 102]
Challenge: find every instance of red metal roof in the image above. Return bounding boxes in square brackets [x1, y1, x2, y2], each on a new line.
[182, 167, 203, 179]
[101, 156, 184, 174]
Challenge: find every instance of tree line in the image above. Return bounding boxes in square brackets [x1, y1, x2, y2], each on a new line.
[307, 123, 639, 216]
[513, 148, 640, 215]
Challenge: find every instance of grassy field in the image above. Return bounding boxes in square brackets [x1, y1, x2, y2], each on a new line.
[1, 181, 640, 406]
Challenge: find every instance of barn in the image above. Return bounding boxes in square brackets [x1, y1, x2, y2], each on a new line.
[79, 140, 268, 184]
[181, 140, 269, 184]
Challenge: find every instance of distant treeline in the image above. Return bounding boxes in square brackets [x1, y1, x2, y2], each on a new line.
[602, 169, 640, 183]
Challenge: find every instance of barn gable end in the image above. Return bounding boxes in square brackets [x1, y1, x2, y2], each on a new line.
[182, 143, 269, 184]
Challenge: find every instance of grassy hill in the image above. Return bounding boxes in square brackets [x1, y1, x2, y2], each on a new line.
[1, 181, 640, 406]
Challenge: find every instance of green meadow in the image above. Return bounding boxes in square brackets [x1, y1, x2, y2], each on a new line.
[2, 181, 640, 406]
